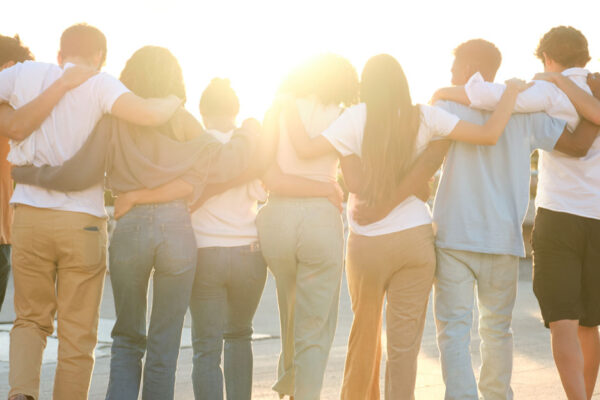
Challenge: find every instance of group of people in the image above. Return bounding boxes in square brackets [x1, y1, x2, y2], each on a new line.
[0, 22, 598, 400]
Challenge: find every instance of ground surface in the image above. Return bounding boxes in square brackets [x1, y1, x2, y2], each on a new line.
[0, 259, 597, 399]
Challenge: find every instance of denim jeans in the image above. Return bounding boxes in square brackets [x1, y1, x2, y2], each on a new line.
[105, 201, 197, 400]
[434, 248, 519, 400]
[0, 244, 10, 311]
[190, 244, 267, 400]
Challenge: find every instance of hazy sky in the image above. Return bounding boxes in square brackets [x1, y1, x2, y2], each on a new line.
[3, 0, 599, 121]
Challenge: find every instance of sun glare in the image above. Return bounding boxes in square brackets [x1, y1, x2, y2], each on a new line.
[2, 0, 598, 122]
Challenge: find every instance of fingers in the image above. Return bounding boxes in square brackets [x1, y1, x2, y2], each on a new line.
[505, 78, 532, 92]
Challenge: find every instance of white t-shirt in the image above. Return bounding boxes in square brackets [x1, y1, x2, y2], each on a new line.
[192, 129, 268, 248]
[466, 68, 600, 220]
[322, 102, 460, 236]
[277, 97, 342, 182]
[0, 61, 130, 218]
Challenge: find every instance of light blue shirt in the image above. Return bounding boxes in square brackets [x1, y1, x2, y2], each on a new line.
[432, 101, 566, 257]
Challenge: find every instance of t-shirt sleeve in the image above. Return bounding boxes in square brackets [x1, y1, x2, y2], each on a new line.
[320, 105, 365, 157]
[465, 71, 556, 114]
[94, 73, 130, 114]
[423, 104, 460, 139]
[528, 112, 566, 152]
[0, 63, 21, 102]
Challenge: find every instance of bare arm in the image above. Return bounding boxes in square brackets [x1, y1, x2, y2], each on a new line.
[262, 163, 344, 212]
[351, 140, 450, 225]
[0, 65, 98, 140]
[113, 178, 193, 220]
[430, 86, 471, 106]
[283, 99, 337, 159]
[446, 80, 527, 145]
[554, 119, 599, 157]
[534, 72, 600, 125]
[110, 92, 182, 127]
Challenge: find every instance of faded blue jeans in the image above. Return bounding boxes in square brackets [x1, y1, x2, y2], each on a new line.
[190, 244, 267, 400]
[106, 201, 197, 400]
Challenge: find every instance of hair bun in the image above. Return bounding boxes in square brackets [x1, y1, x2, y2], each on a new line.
[210, 77, 231, 87]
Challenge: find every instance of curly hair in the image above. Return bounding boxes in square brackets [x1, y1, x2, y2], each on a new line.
[60, 23, 107, 67]
[119, 46, 186, 103]
[199, 78, 239, 118]
[535, 26, 590, 68]
[0, 34, 34, 66]
[279, 53, 359, 107]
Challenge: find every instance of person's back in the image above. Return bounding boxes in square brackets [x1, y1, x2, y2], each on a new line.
[277, 96, 341, 183]
[433, 101, 563, 257]
[4, 60, 128, 216]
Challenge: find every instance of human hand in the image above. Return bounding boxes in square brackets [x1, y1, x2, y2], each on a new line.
[59, 65, 98, 90]
[587, 72, 600, 99]
[113, 192, 138, 220]
[327, 181, 344, 213]
[505, 78, 533, 93]
[352, 197, 393, 226]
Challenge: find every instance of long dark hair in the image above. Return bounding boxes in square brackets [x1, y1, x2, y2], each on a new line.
[360, 54, 421, 205]
[119, 46, 186, 103]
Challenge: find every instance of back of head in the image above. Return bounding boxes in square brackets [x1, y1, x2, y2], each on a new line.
[360, 54, 420, 206]
[60, 23, 107, 67]
[119, 46, 186, 103]
[0, 34, 34, 67]
[535, 26, 590, 68]
[199, 78, 239, 119]
[453, 39, 502, 82]
[279, 53, 359, 107]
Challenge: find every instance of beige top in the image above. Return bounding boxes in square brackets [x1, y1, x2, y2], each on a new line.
[277, 96, 342, 182]
[0, 137, 11, 244]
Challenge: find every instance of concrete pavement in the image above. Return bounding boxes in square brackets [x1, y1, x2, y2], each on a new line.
[0, 259, 597, 399]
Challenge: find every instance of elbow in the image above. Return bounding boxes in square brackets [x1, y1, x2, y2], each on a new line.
[4, 119, 28, 141]
[481, 136, 499, 146]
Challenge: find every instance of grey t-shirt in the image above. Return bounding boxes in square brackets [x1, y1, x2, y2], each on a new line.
[432, 101, 566, 257]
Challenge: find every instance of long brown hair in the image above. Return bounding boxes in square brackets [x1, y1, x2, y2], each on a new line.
[119, 46, 186, 103]
[360, 54, 421, 206]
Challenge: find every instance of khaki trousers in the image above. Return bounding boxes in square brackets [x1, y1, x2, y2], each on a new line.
[9, 205, 107, 400]
[256, 197, 344, 400]
[341, 224, 435, 400]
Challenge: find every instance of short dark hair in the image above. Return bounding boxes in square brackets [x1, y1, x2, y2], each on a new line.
[60, 23, 107, 66]
[454, 39, 502, 81]
[535, 26, 590, 68]
[0, 34, 34, 65]
[199, 78, 240, 118]
[279, 53, 359, 107]
[119, 46, 186, 103]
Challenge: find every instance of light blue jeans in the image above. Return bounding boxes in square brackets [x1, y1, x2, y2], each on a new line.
[105, 201, 197, 400]
[190, 244, 267, 400]
[434, 248, 519, 400]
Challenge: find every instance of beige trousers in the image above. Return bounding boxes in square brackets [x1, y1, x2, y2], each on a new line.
[9, 205, 107, 400]
[256, 197, 344, 400]
[341, 224, 436, 400]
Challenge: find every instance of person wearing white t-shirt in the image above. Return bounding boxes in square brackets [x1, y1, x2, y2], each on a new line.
[108, 70, 347, 399]
[433, 27, 600, 400]
[0, 24, 181, 400]
[283, 54, 530, 400]
[255, 54, 358, 400]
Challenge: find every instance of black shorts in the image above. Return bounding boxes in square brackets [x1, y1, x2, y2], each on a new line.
[532, 207, 600, 328]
